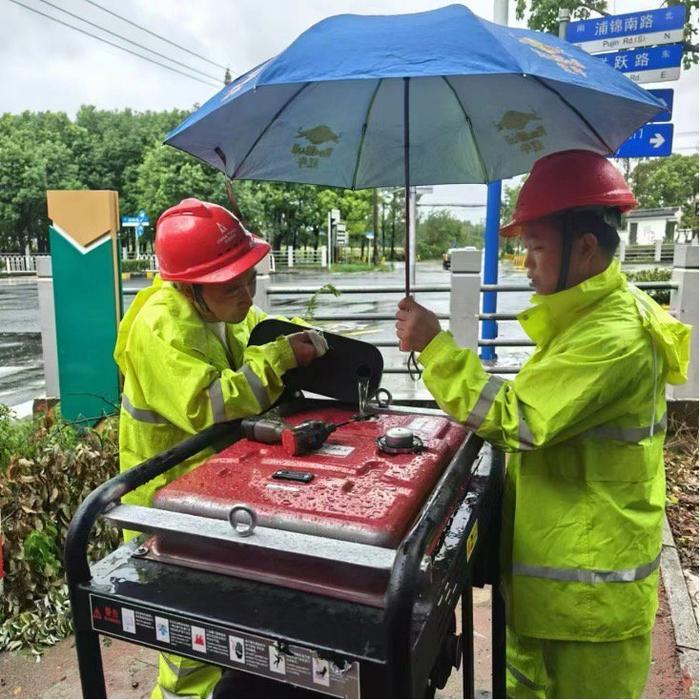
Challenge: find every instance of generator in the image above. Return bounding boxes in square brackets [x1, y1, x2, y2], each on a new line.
[65, 322, 506, 698]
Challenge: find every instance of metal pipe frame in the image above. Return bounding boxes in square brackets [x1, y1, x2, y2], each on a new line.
[122, 281, 678, 298]
[64, 403, 506, 698]
[64, 419, 243, 699]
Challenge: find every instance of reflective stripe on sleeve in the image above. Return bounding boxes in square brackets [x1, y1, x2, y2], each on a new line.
[516, 400, 537, 451]
[240, 364, 271, 411]
[207, 378, 226, 423]
[513, 552, 661, 584]
[121, 395, 169, 425]
[506, 662, 545, 692]
[582, 413, 667, 444]
[463, 375, 505, 430]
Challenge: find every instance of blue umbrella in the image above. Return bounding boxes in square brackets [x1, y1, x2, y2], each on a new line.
[165, 2, 666, 330]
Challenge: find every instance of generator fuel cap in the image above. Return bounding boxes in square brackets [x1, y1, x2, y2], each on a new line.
[377, 427, 423, 454]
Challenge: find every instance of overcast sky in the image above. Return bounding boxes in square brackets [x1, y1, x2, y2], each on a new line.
[2, 0, 698, 220]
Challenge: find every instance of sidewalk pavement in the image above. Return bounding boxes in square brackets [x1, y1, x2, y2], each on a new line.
[0, 582, 691, 699]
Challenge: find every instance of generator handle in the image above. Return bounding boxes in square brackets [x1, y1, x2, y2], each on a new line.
[384, 433, 484, 697]
[65, 419, 242, 587]
[64, 419, 242, 699]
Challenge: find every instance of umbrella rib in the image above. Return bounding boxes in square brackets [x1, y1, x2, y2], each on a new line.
[351, 78, 383, 190]
[530, 76, 614, 154]
[232, 82, 311, 179]
[441, 76, 489, 182]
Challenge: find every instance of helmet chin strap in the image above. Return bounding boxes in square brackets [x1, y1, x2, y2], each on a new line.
[556, 212, 574, 293]
[192, 284, 212, 315]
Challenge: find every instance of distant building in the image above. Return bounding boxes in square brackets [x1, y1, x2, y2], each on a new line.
[623, 207, 680, 245]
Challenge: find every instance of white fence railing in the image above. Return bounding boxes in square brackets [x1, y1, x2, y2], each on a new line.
[0, 254, 37, 273]
[271, 246, 327, 270]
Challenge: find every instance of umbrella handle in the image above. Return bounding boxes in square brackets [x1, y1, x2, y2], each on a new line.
[407, 351, 422, 381]
[225, 179, 246, 224]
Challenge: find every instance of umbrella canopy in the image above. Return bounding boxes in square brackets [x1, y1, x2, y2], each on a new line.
[165, 4, 666, 189]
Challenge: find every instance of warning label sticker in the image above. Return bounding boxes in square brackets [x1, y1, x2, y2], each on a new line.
[121, 608, 136, 635]
[89, 594, 361, 698]
[315, 443, 354, 458]
[406, 416, 437, 437]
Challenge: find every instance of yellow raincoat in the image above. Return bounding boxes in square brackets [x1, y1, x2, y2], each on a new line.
[113, 276, 300, 698]
[418, 261, 690, 696]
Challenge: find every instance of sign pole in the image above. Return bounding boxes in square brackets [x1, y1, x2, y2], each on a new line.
[480, 0, 508, 363]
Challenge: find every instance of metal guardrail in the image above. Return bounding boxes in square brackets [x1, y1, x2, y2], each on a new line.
[269, 284, 451, 294]
[121, 280, 679, 375]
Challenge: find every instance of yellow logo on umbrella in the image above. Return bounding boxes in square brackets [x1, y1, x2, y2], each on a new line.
[520, 37, 587, 77]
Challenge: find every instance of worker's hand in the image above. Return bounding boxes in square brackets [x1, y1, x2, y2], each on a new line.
[287, 331, 320, 367]
[395, 297, 442, 353]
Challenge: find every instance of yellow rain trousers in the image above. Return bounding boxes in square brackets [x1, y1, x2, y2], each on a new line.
[506, 628, 651, 698]
[113, 276, 301, 699]
[417, 261, 690, 698]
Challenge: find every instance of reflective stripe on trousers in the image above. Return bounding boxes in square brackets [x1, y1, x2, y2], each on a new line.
[153, 652, 220, 699]
[155, 687, 215, 699]
[513, 552, 661, 584]
[507, 661, 545, 693]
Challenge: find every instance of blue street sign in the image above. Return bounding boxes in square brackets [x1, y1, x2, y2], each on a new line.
[648, 89, 673, 123]
[567, 6, 685, 45]
[596, 44, 683, 73]
[135, 223, 144, 238]
[614, 123, 674, 158]
[595, 44, 683, 84]
[121, 213, 150, 228]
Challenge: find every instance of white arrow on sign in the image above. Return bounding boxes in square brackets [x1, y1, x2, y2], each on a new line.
[650, 133, 666, 149]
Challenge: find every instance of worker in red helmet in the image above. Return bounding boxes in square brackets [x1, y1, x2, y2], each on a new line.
[395, 151, 691, 698]
[114, 198, 323, 699]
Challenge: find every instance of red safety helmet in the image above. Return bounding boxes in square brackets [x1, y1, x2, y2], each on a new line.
[155, 198, 270, 284]
[500, 150, 638, 237]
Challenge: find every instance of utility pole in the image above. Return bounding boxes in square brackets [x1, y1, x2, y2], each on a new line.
[558, 7, 570, 40]
[481, 0, 509, 362]
[372, 188, 379, 265]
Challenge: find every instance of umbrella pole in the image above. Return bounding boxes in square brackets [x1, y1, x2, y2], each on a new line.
[403, 77, 421, 382]
[403, 77, 411, 299]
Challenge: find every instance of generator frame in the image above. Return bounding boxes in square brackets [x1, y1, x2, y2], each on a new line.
[65, 402, 506, 698]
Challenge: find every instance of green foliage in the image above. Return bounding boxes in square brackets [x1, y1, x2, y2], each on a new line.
[0, 113, 83, 252]
[0, 107, 376, 254]
[24, 525, 61, 578]
[0, 405, 80, 472]
[0, 411, 120, 657]
[500, 182, 522, 229]
[304, 284, 342, 320]
[630, 155, 699, 233]
[624, 267, 673, 305]
[121, 258, 152, 272]
[416, 210, 484, 259]
[0, 405, 35, 473]
[515, 0, 609, 34]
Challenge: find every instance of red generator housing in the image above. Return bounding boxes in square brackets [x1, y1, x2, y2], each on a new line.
[151, 404, 467, 607]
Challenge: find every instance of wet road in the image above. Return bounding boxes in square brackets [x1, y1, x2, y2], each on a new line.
[0, 261, 533, 408]
[0, 278, 43, 407]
